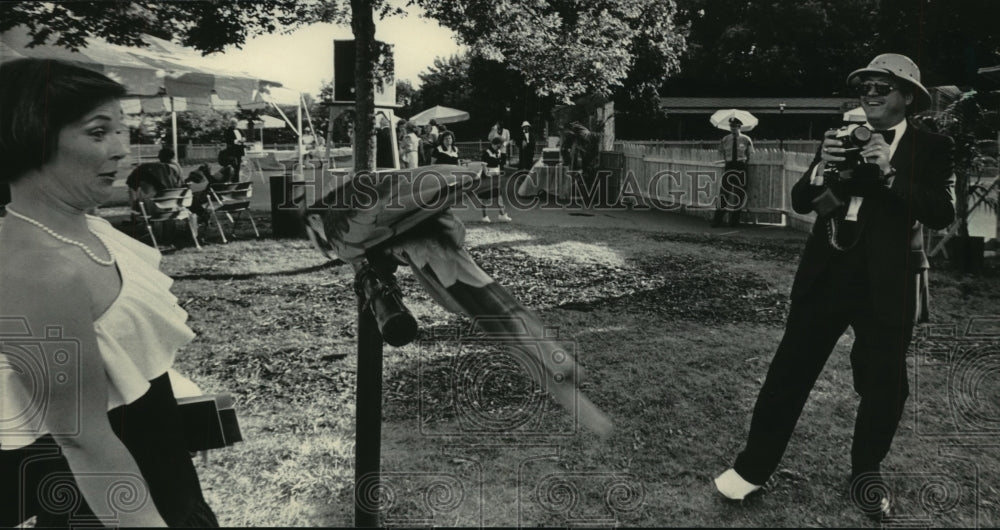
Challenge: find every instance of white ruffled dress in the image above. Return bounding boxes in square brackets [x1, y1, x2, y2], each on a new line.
[0, 215, 195, 450]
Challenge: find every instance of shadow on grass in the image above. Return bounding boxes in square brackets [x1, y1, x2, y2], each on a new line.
[171, 259, 344, 281]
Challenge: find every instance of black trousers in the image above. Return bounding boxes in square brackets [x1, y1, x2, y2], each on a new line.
[1, 374, 217, 527]
[733, 247, 913, 485]
[713, 161, 748, 226]
[231, 156, 243, 182]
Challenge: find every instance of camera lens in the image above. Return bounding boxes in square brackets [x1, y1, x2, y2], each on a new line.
[851, 126, 872, 145]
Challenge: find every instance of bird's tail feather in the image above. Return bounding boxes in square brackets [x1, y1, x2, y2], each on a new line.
[406, 253, 613, 438]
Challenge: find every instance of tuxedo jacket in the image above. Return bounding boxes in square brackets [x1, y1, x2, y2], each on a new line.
[790, 121, 954, 327]
[517, 132, 536, 169]
[223, 127, 246, 157]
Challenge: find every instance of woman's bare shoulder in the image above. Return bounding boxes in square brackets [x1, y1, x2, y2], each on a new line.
[0, 230, 88, 307]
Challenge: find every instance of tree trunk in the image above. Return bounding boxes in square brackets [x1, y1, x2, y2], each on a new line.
[351, 0, 376, 172]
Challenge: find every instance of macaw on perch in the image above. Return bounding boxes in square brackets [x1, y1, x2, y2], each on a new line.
[299, 163, 613, 437]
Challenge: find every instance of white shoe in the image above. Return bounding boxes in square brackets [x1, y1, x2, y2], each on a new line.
[482, 216, 492, 223]
[497, 213, 512, 222]
[714, 469, 761, 500]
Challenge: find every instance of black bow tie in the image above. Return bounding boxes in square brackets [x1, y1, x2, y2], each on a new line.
[874, 129, 896, 144]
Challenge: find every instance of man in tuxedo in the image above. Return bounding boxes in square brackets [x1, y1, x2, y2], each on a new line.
[516, 121, 536, 170]
[223, 117, 246, 182]
[714, 54, 954, 519]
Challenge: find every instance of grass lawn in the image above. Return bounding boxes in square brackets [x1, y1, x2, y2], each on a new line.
[78, 206, 1000, 526]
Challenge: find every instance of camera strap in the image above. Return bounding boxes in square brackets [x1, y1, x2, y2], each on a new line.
[845, 196, 864, 221]
[827, 216, 865, 252]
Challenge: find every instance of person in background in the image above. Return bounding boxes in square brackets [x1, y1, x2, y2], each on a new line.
[223, 117, 246, 182]
[375, 113, 396, 169]
[419, 124, 434, 166]
[403, 123, 420, 169]
[432, 130, 460, 165]
[516, 120, 536, 171]
[479, 136, 512, 223]
[488, 120, 511, 159]
[428, 119, 440, 144]
[712, 117, 755, 228]
[125, 146, 200, 245]
[396, 119, 411, 168]
[217, 149, 238, 183]
[561, 121, 601, 185]
[125, 146, 184, 201]
[0, 57, 218, 527]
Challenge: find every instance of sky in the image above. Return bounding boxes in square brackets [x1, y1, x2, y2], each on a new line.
[214, 9, 465, 98]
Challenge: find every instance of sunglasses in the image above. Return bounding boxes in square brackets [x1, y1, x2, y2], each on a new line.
[854, 81, 898, 97]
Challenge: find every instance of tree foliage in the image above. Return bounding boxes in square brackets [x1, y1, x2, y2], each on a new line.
[873, 0, 1000, 88]
[664, 0, 1000, 97]
[413, 0, 687, 102]
[913, 90, 1000, 236]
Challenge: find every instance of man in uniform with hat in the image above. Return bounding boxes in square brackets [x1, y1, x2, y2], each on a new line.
[712, 117, 755, 227]
[714, 53, 954, 520]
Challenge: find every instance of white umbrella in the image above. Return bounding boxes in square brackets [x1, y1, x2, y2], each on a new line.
[843, 106, 867, 123]
[408, 105, 470, 126]
[710, 109, 759, 132]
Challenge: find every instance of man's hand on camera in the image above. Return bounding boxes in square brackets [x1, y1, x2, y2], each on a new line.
[861, 134, 893, 175]
[820, 129, 847, 163]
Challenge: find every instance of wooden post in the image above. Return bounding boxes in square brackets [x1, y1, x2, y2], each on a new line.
[351, 260, 418, 527]
[354, 292, 383, 528]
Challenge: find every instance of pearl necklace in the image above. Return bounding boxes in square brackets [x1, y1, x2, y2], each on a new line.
[5, 207, 116, 266]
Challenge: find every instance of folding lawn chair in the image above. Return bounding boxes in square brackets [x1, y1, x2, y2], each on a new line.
[206, 181, 260, 243]
[133, 187, 201, 250]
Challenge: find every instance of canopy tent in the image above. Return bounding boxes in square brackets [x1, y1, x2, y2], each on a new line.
[239, 114, 286, 130]
[238, 114, 286, 147]
[407, 105, 470, 126]
[0, 26, 282, 158]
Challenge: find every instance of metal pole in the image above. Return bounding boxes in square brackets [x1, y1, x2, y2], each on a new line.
[298, 95, 304, 180]
[171, 97, 179, 162]
[354, 294, 383, 528]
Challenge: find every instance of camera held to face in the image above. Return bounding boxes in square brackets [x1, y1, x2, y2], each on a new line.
[813, 124, 883, 217]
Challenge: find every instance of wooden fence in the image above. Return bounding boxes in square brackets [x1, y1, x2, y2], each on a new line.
[619, 139, 821, 155]
[615, 141, 818, 232]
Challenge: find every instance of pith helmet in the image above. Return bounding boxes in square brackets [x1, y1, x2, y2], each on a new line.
[847, 53, 931, 111]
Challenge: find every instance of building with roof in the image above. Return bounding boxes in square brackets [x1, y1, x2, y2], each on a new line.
[658, 97, 860, 141]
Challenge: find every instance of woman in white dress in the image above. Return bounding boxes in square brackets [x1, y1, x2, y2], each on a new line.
[0, 58, 217, 528]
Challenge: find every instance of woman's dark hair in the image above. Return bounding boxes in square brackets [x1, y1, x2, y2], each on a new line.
[0, 58, 128, 183]
[158, 147, 176, 163]
[438, 130, 455, 147]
